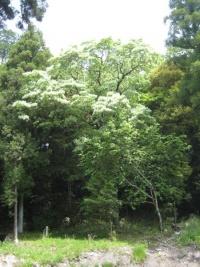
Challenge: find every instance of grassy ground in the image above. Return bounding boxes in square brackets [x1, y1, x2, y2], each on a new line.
[0, 235, 129, 266]
[0, 220, 166, 266]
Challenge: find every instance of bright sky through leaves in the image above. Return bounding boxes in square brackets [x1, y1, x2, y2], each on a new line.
[36, 0, 170, 55]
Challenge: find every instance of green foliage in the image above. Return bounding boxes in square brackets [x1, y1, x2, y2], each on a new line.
[0, 31, 192, 233]
[166, 0, 200, 49]
[7, 26, 51, 71]
[0, 26, 51, 229]
[51, 38, 161, 98]
[160, 0, 200, 212]
[132, 243, 147, 263]
[0, 26, 51, 109]
[146, 62, 183, 113]
[9, 38, 191, 229]
[0, 128, 37, 206]
[75, 89, 190, 224]
[83, 177, 120, 224]
[0, 29, 18, 63]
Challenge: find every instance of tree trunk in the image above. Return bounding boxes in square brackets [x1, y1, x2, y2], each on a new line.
[153, 190, 163, 233]
[18, 194, 24, 234]
[67, 181, 72, 210]
[14, 185, 19, 244]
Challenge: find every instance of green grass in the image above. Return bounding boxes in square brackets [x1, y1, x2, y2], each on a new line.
[132, 243, 148, 263]
[177, 216, 200, 247]
[0, 234, 129, 266]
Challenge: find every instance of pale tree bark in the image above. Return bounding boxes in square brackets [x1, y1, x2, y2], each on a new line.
[151, 188, 163, 233]
[133, 164, 164, 233]
[18, 194, 24, 234]
[125, 170, 163, 232]
[68, 181, 72, 210]
[155, 197, 163, 233]
[14, 185, 19, 244]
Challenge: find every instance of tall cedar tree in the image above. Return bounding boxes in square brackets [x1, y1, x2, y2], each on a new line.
[0, 0, 47, 29]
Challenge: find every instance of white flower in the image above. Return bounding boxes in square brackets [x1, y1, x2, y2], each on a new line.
[93, 92, 131, 114]
[13, 101, 38, 108]
[18, 114, 30, 121]
[131, 104, 149, 118]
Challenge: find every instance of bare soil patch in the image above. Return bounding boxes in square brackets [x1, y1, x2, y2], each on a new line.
[58, 244, 200, 267]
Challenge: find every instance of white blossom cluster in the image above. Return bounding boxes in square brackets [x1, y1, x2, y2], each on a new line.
[93, 92, 131, 114]
[18, 114, 30, 121]
[13, 100, 38, 108]
[71, 91, 97, 107]
[130, 104, 150, 119]
[18, 71, 85, 108]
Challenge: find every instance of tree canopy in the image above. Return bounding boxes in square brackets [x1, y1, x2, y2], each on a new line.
[0, 29, 18, 63]
[4, 37, 190, 232]
[166, 0, 200, 49]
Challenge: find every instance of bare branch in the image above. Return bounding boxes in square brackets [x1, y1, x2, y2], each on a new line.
[116, 65, 140, 93]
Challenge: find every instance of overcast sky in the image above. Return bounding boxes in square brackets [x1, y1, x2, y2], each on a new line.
[33, 0, 170, 55]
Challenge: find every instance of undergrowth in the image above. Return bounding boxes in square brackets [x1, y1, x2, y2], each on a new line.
[177, 216, 200, 247]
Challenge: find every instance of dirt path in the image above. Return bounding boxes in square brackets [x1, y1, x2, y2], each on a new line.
[144, 245, 200, 267]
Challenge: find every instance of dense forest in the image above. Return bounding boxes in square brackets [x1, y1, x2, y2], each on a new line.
[0, 0, 200, 246]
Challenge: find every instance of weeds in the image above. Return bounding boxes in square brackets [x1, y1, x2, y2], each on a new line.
[132, 243, 147, 263]
[177, 216, 200, 247]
